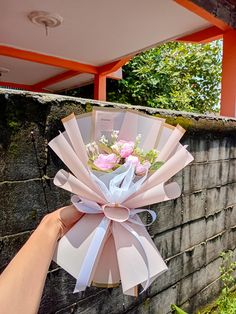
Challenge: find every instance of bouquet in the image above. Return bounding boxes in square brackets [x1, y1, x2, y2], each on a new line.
[48, 107, 193, 296]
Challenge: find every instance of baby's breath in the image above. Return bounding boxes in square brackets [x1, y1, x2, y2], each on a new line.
[135, 134, 142, 147]
[111, 130, 119, 144]
[99, 135, 109, 145]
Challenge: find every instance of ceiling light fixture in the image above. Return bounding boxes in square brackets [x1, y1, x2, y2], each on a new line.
[28, 11, 63, 36]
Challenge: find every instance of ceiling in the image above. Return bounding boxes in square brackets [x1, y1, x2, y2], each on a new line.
[0, 0, 211, 91]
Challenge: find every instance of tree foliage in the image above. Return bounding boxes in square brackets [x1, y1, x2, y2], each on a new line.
[108, 41, 222, 113]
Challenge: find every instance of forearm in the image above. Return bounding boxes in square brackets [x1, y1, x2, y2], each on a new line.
[0, 204, 82, 314]
[0, 215, 61, 314]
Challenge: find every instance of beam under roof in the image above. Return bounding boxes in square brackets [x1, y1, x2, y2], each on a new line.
[177, 26, 223, 43]
[0, 45, 98, 74]
[175, 0, 232, 31]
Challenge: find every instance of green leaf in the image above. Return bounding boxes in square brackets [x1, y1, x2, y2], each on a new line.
[149, 161, 164, 171]
[98, 143, 113, 154]
[171, 304, 188, 314]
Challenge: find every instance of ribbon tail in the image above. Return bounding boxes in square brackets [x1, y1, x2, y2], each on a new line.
[121, 222, 151, 293]
[74, 217, 111, 293]
[112, 220, 168, 296]
[129, 208, 157, 226]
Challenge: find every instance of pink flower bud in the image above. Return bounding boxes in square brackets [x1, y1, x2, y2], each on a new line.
[125, 155, 139, 166]
[135, 161, 151, 176]
[119, 141, 135, 158]
[94, 153, 118, 171]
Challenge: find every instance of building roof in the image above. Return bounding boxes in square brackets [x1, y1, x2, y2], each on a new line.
[0, 0, 216, 92]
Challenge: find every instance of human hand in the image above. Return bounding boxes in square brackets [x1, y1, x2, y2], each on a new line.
[40, 205, 83, 240]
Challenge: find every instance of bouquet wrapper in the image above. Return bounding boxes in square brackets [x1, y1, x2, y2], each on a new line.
[49, 108, 194, 296]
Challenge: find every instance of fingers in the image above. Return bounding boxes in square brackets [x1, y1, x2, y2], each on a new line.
[57, 205, 83, 237]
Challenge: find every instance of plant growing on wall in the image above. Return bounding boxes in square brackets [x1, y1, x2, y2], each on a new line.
[171, 251, 236, 314]
[216, 251, 236, 313]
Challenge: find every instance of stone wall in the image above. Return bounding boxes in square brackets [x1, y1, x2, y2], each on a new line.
[0, 89, 236, 314]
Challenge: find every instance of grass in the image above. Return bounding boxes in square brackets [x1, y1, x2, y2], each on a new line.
[198, 287, 236, 314]
[172, 251, 236, 314]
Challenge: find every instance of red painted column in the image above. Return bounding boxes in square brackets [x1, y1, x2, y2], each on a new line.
[94, 74, 106, 101]
[220, 29, 236, 117]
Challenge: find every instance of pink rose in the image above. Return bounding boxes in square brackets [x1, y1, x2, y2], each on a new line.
[135, 161, 151, 176]
[125, 155, 140, 166]
[116, 140, 135, 158]
[94, 153, 118, 171]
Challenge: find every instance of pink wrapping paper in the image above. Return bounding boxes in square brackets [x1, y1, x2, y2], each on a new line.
[48, 107, 194, 296]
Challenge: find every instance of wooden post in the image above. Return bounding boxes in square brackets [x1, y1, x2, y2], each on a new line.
[94, 74, 106, 101]
[220, 30, 236, 117]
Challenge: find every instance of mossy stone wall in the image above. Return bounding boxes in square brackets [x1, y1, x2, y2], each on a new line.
[0, 89, 236, 314]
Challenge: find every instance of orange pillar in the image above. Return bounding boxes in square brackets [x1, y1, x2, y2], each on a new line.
[220, 30, 236, 117]
[94, 74, 106, 101]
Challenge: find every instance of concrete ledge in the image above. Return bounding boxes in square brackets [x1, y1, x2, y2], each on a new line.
[1, 88, 236, 133]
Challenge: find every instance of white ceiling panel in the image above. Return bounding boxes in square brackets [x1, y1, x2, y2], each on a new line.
[48, 73, 94, 91]
[0, 56, 64, 85]
[1, 0, 210, 66]
[0, 0, 211, 90]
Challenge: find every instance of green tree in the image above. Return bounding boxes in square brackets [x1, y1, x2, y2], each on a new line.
[108, 41, 222, 113]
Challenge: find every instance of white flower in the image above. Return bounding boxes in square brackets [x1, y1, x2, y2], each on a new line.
[99, 135, 109, 145]
[111, 130, 119, 141]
